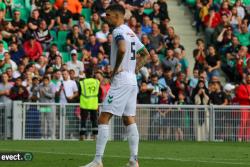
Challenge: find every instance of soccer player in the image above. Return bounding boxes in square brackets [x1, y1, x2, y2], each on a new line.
[80, 4, 150, 167]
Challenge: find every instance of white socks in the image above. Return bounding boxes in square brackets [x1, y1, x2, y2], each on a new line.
[94, 124, 109, 163]
[127, 123, 139, 162]
[93, 123, 139, 163]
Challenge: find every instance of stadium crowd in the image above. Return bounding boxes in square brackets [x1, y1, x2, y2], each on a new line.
[0, 0, 249, 140]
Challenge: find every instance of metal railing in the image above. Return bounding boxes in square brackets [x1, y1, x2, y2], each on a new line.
[0, 103, 9, 140]
[10, 102, 250, 142]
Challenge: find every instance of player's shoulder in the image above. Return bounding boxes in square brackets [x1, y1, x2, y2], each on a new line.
[112, 24, 129, 35]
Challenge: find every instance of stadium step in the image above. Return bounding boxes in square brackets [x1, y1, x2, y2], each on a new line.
[167, 0, 200, 75]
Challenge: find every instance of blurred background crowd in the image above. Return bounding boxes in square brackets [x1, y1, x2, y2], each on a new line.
[0, 0, 249, 107]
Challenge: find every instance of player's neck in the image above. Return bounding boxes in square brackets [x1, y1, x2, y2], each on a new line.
[114, 20, 124, 27]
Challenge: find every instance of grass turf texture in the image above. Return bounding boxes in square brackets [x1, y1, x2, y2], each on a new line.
[0, 141, 250, 167]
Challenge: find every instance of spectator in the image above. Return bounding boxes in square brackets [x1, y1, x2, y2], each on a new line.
[189, 68, 199, 93]
[9, 42, 24, 65]
[203, 7, 221, 46]
[213, 14, 231, 46]
[235, 0, 245, 19]
[147, 74, 161, 104]
[90, 12, 102, 34]
[162, 49, 180, 74]
[0, 73, 12, 104]
[66, 25, 86, 52]
[55, 0, 82, 20]
[235, 23, 250, 47]
[13, 63, 25, 79]
[141, 15, 152, 34]
[148, 23, 164, 53]
[150, 2, 166, 25]
[95, 70, 110, 103]
[55, 69, 78, 103]
[78, 15, 90, 34]
[141, 34, 153, 51]
[209, 81, 228, 140]
[29, 77, 40, 102]
[92, 0, 109, 18]
[137, 81, 152, 104]
[164, 26, 175, 49]
[67, 49, 84, 76]
[56, 1, 73, 31]
[0, 40, 8, 59]
[174, 48, 189, 76]
[9, 77, 29, 101]
[146, 49, 162, 76]
[46, 43, 62, 65]
[33, 19, 53, 50]
[235, 73, 250, 142]
[11, 10, 26, 33]
[40, 1, 56, 30]
[23, 34, 43, 61]
[96, 23, 110, 43]
[132, 4, 144, 24]
[204, 45, 221, 81]
[39, 76, 55, 139]
[102, 33, 112, 56]
[85, 34, 104, 57]
[0, 51, 17, 73]
[28, 9, 40, 32]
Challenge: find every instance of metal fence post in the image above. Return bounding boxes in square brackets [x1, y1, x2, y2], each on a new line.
[61, 104, 66, 140]
[13, 101, 23, 140]
[209, 105, 215, 141]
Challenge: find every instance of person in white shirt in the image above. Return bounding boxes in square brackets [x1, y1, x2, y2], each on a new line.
[55, 69, 78, 104]
[65, 49, 83, 73]
[95, 23, 110, 43]
[66, 49, 84, 77]
[82, 4, 150, 167]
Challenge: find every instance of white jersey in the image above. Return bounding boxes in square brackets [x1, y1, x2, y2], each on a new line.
[111, 24, 144, 86]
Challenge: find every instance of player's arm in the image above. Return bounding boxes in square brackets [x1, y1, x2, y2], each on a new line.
[135, 47, 150, 74]
[111, 36, 126, 78]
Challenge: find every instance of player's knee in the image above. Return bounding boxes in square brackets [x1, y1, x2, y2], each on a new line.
[123, 116, 135, 126]
[98, 112, 112, 124]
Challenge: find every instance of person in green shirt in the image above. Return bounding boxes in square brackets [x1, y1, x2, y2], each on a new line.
[0, 0, 6, 12]
[235, 24, 250, 47]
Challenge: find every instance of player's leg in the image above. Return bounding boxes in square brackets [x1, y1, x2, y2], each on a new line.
[123, 116, 139, 165]
[123, 85, 139, 167]
[94, 112, 113, 163]
[80, 112, 112, 167]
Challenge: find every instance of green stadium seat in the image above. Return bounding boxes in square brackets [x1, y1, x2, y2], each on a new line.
[143, 8, 153, 15]
[61, 52, 71, 63]
[81, 8, 91, 23]
[244, 0, 250, 5]
[58, 31, 68, 44]
[19, 8, 29, 22]
[77, 52, 82, 61]
[72, 20, 78, 26]
[185, 0, 196, 6]
[50, 30, 57, 41]
[57, 31, 68, 51]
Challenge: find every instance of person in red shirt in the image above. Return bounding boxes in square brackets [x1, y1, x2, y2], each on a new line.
[23, 34, 43, 61]
[235, 73, 250, 142]
[203, 7, 221, 46]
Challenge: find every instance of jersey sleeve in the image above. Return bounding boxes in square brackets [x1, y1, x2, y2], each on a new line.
[112, 28, 125, 44]
[135, 37, 145, 54]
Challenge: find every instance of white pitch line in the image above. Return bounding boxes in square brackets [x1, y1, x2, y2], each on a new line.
[0, 149, 249, 166]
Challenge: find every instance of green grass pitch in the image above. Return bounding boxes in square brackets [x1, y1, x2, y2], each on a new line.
[0, 141, 250, 167]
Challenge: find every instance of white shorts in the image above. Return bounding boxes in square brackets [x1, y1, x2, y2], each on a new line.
[101, 84, 138, 116]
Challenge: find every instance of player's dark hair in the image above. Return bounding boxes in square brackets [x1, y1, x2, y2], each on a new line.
[106, 4, 125, 15]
